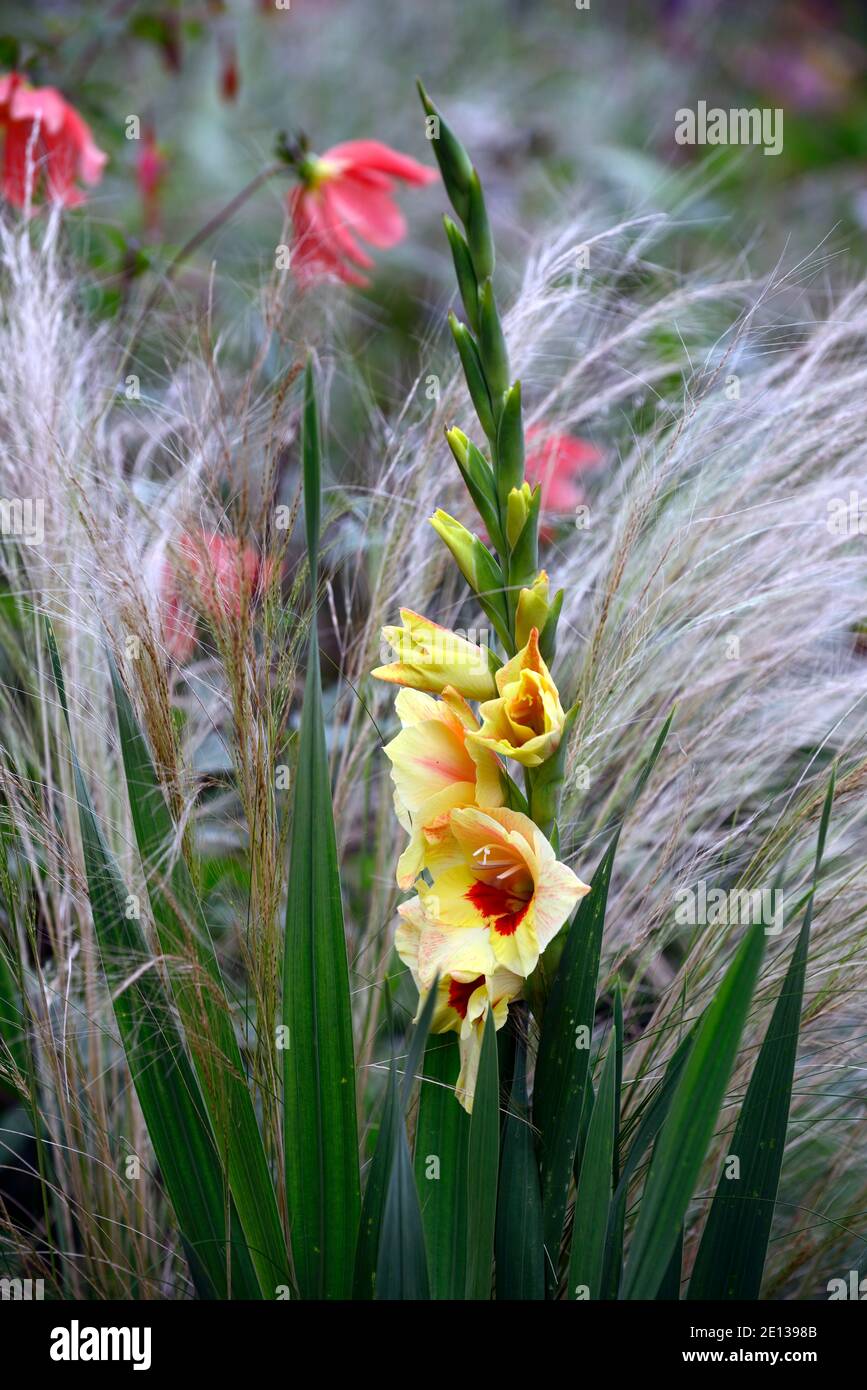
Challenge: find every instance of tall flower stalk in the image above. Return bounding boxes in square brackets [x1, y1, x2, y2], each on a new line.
[372, 86, 589, 1109]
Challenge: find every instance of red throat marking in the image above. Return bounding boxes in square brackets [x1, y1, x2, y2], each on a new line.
[448, 975, 485, 1020]
[466, 879, 530, 937]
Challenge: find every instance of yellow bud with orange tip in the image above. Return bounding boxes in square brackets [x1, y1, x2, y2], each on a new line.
[372, 608, 497, 702]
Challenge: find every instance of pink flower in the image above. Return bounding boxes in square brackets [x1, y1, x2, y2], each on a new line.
[0, 72, 106, 208]
[289, 139, 437, 287]
[159, 532, 276, 662]
[524, 425, 603, 518]
[137, 125, 168, 237]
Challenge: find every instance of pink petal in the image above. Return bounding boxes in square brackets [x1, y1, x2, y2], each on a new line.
[327, 175, 407, 249]
[322, 138, 437, 186]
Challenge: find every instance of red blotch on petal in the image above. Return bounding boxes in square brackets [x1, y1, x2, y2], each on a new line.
[447, 975, 485, 1020]
[466, 879, 530, 937]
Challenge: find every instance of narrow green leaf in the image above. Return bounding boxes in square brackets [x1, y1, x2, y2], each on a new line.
[567, 1019, 618, 1300]
[353, 1073, 398, 1300]
[622, 924, 765, 1300]
[601, 1024, 695, 1299]
[283, 371, 360, 1299]
[414, 1034, 470, 1299]
[656, 1226, 683, 1300]
[534, 838, 614, 1293]
[465, 1009, 499, 1299]
[688, 771, 835, 1299]
[109, 654, 287, 1296]
[375, 1059, 430, 1300]
[495, 1028, 544, 1300]
[373, 984, 438, 1300]
[534, 711, 675, 1295]
[47, 622, 256, 1299]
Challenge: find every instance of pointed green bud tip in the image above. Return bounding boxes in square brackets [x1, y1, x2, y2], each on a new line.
[429, 508, 478, 588]
[506, 483, 534, 550]
[445, 427, 470, 468]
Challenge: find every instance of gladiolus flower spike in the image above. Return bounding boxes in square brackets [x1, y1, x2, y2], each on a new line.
[370, 91, 590, 1109]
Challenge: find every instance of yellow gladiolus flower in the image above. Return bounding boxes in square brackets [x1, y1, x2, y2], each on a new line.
[372, 608, 497, 702]
[395, 895, 523, 1113]
[417, 804, 589, 978]
[469, 627, 565, 767]
[383, 685, 503, 888]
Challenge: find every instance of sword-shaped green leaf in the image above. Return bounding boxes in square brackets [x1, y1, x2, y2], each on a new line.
[283, 360, 360, 1298]
[495, 1029, 544, 1300]
[567, 1016, 618, 1300]
[622, 922, 765, 1299]
[413, 1034, 470, 1299]
[688, 771, 835, 1299]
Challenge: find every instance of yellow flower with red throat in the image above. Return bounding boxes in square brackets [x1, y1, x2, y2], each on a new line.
[395, 896, 522, 1112]
[372, 608, 497, 702]
[383, 685, 503, 889]
[469, 627, 565, 768]
[417, 805, 589, 978]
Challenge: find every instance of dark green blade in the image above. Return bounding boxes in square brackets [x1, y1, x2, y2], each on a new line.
[375, 1061, 430, 1300]
[283, 362, 360, 1298]
[656, 1226, 683, 1300]
[495, 1029, 544, 1300]
[602, 1025, 696, 1299]
[109, 653, 288, 1297]
[688, 771, 835, 1300]
[567, 1018, 618, 1300]
[353, 1070, 399, 1300]
[622, 923, 765, 1300]
[47, 621, 257, 1299]
[534, 839, 614, 1293]
[413, 1034, 470, 1299]
[534, 712, 674, 1295]
[465, 1010, 499, 1299]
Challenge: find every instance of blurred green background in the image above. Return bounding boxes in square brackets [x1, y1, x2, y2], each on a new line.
[3, 0, 867, 389]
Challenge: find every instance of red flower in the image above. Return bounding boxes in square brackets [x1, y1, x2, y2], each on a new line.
[136, 126, 168, 237]
[159, 532, 276, 662]
[289, 139, 437, 287]
[524, 425, 603, 516]
[0, 72, 106, 208]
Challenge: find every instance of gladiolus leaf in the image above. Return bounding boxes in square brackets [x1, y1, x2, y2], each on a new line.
[372, 981, 436, 1300]
[283, 365, 360, 1299]
[414, 1035, 470, 1299]
[465, 1008, 499, 1299]
[534, 711, 674, 1294]
[495, 1029, 544, 1299]
[375, 1058, 430, 1300]
[567, 1015, 619, 1300]
[621, 922, 765, 1300]
[687, 770, 835, 1300]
